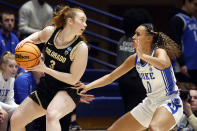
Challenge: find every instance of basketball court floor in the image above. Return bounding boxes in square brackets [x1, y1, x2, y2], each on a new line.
[80, 130, 105, 131]
[70, 130, 105, 131]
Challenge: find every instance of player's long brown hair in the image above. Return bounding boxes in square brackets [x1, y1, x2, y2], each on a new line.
[142, 23, 181, 60]
[49, 5, 86, 42]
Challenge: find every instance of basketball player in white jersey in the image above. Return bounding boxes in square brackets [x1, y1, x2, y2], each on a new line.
[78, 23, 183, 131]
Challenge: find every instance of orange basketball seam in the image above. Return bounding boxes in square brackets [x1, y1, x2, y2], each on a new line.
[15, 58, 39, 62]
[15, 51, 40, 58]
[25, 43, 41, 57]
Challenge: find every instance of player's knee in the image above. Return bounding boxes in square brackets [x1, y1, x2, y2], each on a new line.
[46, 109, 61, 121]
[10, 113, 23, 129]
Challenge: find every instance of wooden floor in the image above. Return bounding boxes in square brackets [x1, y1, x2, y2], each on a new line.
[74, 117, 176, 131]
[76, 117, 118, 130]
[70, 129, 105, 131]
[80, 130, 106, 131]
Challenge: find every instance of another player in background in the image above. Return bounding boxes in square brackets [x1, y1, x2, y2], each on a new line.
[0, 51, 18, 131]
[11, 5, 92, 131]
[169, 0, 197, 85]
[78, 23, 183, 131]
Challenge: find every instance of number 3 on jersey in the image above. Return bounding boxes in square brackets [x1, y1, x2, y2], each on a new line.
[147, 81, 152, 93]
[49, 60, 56, 69]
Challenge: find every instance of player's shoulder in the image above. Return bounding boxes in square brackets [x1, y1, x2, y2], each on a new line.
[78, 41, 88, 47]
[43, 26, 55, 32]
[42, 26, 55, 36]
[39, 26, 55, 43]
[154, 48, 168, 58]
[155, 48, 166, 54]
[75, 41, 88, 53]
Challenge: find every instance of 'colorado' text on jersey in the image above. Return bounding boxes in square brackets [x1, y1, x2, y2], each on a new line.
[135, 50, 178, 98]
[43, 28, 83, 89]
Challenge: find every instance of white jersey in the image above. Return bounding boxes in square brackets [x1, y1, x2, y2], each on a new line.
[135, 50, 179, 99]
[0, 71, 18, 116]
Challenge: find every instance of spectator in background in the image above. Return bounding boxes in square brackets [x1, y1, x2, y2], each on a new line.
[177, 89, 197, 130]
[18, 0, 53, 52]
[0, 52, 18, 131]
[14, 71, 45, 105]
[18, 0, 53, 39]
[0, 11, 19, 57]
[116, 8, 151, 112]
[0, 10, 25, 76]
[169, 0, 197, 86]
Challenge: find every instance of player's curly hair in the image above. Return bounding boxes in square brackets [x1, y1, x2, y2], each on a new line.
[142, 23, 181, 60]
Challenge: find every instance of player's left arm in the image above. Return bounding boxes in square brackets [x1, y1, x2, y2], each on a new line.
[69, 41, 88, 84]
[43, 41, 88, 85]
[16, 26, 54, 49]
[139, 48, 171, 70]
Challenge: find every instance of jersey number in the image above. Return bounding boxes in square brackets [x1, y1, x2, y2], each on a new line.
[147, 81, 152, 93]
[194, 31, 197, 41]
[49, 60, 56, 69]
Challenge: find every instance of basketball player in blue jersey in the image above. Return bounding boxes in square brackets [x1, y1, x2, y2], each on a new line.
[10, 5, 93, 131]
[170, 0, 197, 85]
[78, 23, 183, 131]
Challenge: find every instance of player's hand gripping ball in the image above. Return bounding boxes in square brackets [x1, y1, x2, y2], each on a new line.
[15, 42, 41, 69]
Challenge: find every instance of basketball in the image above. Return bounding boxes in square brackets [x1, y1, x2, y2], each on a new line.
[15, 42, 41, 69]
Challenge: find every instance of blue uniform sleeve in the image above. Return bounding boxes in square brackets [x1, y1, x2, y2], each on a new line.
[10, 32, 19, 54]
[14, 77, 30, 104]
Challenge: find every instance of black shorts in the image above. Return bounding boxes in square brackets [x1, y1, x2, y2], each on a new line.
[29, 79, 81, 109]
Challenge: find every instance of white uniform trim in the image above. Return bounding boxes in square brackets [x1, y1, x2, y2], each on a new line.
[0, 72, 18, 117]
[130, 50, 183, 128]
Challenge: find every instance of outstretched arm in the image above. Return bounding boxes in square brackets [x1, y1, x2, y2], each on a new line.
[82, 54, 136, 92]
[137, 47, 171, 70]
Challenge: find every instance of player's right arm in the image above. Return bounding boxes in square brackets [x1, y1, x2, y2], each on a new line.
[16, 26, 55, 49]
[80, 54, 136, 93]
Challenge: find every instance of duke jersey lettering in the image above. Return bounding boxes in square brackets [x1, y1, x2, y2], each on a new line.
[135, 50, 179, 98]
[42, 28, 83, 90]
[176, 13, 197, 70]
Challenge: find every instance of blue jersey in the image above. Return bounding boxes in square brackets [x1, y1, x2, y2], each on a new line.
[14, 72, 36, 104]
[135, 50, 179, 99]
[0, 30, 19, 57]
[176, 13, 197, 70]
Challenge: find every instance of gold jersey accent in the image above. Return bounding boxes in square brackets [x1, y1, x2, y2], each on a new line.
[53, 30, 78, 49]
[45, 47, 67, 63]
[70, 41, 84, 61]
